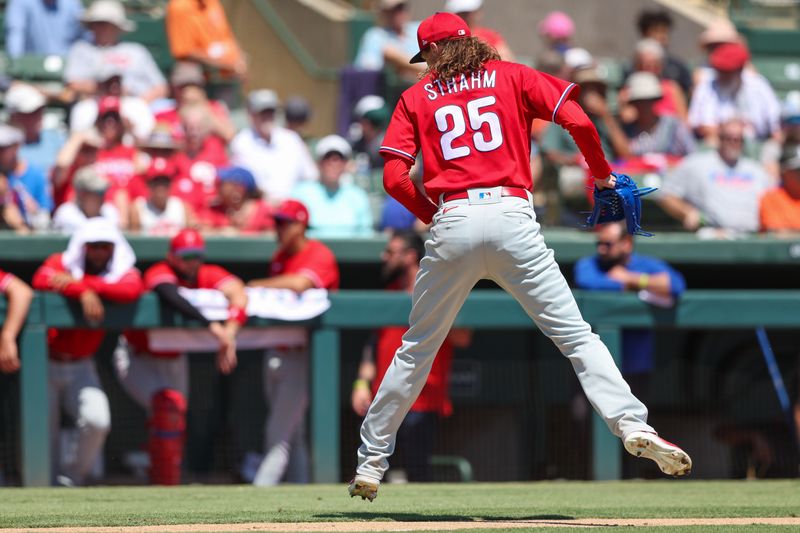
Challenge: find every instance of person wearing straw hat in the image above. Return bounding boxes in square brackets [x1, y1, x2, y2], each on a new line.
[621, 72, 695, 158]
[64, 0, 167, 102]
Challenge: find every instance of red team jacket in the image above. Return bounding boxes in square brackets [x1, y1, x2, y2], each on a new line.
[379, 59, 612, 223]
[0, 269, 14, 292]
[270, 240, 340, 290]
[32, 254, 144, 359]
[374, 327, 454, 417]
[124, 261, 240, 358]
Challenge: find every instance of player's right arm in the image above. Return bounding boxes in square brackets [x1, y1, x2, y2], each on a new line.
[0, 274, 33, 374]
[521, 68, 615, 188]
[379, 96, 439, 224]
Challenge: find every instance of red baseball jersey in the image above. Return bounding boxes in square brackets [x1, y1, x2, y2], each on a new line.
[32, 253, 144, 359]
[380, 59, 611, 201]
[270, 240, 340, 290]
[0, 269, 14, 292]
[374, 326, 454, 416]
[125, 261, 240, 357]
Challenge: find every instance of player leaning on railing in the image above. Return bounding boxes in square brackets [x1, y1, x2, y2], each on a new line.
[349, 12, 691, 502]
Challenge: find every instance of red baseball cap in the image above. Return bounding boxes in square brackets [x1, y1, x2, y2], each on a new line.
[170, 228, 206, 256]
[97, 96, 121, 116]
[273, 199, 310, 227]
[145, 156, 178, 181]
[410, 12, 471, 64]
[709, 42, 750, 72]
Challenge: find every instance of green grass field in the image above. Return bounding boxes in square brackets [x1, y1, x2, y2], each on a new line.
[0, 481, 798, 532]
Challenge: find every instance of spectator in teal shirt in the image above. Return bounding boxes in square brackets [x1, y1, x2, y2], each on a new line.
[291, 135, 373, 238]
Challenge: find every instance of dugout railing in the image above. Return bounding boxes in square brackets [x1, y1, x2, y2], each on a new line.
[6, 289, 800, 486]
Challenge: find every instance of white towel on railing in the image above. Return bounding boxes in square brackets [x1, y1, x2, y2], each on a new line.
[146, 287, 330, 352]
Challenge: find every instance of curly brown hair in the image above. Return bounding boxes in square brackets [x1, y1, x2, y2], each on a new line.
[422, 36, 501, 81]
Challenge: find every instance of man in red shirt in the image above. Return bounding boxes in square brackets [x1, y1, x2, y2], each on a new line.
[32, 219, 144, 486]
[352, 231, 470, 481]
[350, 12, 691, 501]
[117, 228, 246, 484]
[248, 199, 339, 485]
[0, 269, 33, 374]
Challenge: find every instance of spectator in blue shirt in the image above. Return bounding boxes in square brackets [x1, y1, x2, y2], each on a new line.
[291, 135, 373, 238]
[5, 0, 85, 58]
[354, 0, 422, 80]
[0, 124, 53, 229]
[6, 84, 67, 176]
[574, 221, 685, 386]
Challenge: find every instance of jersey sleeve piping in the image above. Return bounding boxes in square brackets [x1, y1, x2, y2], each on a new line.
[379, 146, 416, 162]
[552, 82, 577, 124]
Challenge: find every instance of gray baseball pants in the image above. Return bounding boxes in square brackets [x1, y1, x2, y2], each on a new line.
[357, 193, 655, 481]
[253, 348, 310, 485]
[49, 358, 111, 486]
[113, 336, 189, 410]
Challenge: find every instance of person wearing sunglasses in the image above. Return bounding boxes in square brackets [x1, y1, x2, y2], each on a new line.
[32, 219, 144, 486]
[116, 228, 247, 485]
[574, 221, 686, 476]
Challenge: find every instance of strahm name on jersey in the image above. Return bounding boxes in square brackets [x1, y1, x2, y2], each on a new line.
[424, 70, 497, 101]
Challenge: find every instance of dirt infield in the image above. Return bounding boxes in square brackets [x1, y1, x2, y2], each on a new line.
[4, 518, 800, 532]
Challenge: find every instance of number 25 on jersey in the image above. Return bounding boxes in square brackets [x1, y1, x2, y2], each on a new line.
[435, 96, 504, 161]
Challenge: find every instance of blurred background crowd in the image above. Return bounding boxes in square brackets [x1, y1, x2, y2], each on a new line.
[2, 0, 800, 488]
[2, 0, 800, 240]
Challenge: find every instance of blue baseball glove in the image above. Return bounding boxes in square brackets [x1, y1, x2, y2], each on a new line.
[585, 173, 657, 236]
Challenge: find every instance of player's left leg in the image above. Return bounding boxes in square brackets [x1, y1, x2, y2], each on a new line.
[255, 347, 309, 486]
[354, 203, 483, 496]
[485, 197, 691, 476]
[61, 359, 111, 485]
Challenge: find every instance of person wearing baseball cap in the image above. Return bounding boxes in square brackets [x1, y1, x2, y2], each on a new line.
[231, 90, 318, 204]
[247, 199, 339, 485]
[445, 0, 513, 60]
[65, 0, 167, 102]
[198, 166, 273, 234]
[6, 84, 66, 177]
[52, 164, 121, 233]
[129, 157, 192, 235]
[117, 227, 247, 485]
[0, 123, 53, 228]
[760, 143, 800, 232]
[354, 0, 423, 78]
[538, 11, 575, 55]
[408, 11, 472, 64]
[290, 134, 373, 238]
[688, 40, 781, 143]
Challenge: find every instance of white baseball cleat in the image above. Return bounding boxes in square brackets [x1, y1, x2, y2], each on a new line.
[348, 474, 380, 502]
[623, 431, 693, 477]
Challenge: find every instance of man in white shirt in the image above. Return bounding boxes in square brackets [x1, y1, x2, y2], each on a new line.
[64, 0, 167, 102]
[69, 65, 155, 141]
[52, 164, 120, 232]
[230, 89, 318, 204]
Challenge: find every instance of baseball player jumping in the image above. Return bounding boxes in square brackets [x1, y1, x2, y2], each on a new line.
[350, 12, 691, 501]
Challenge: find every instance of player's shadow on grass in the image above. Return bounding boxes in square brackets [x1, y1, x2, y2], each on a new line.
[316, 512, 574, 522]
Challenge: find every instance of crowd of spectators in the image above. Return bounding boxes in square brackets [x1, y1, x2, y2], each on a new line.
[3, 0, 799, 238]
